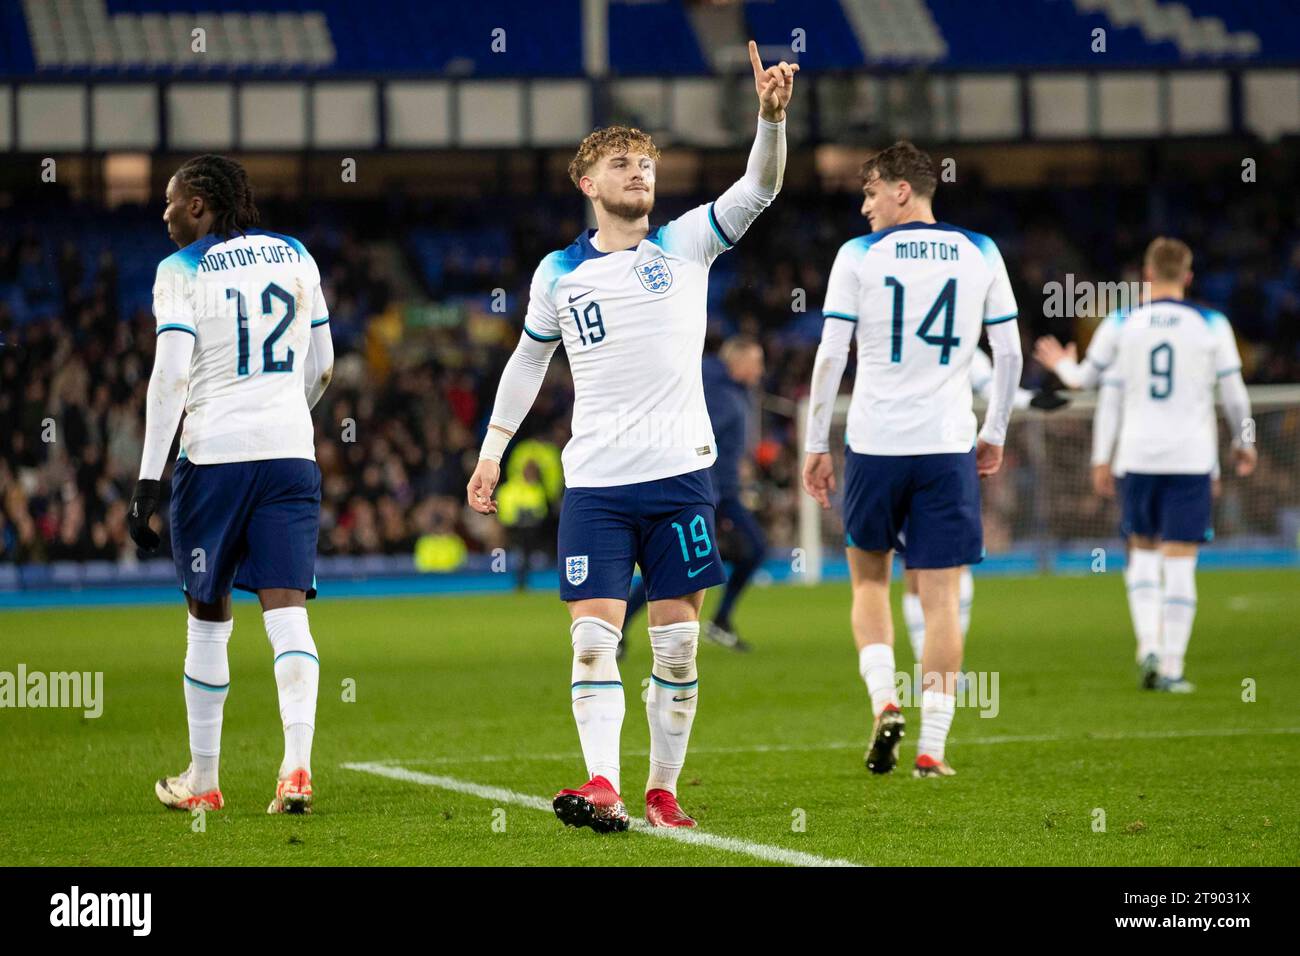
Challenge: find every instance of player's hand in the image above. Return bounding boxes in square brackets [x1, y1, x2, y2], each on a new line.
[1212, 477, 1222, 500]
[1033, 336, 1075, 374]
[127, 479, 162, 553]
[801, 452, 835, 510]
[749, 40, 798, 122]
[975, 440, 1003, 477]
[1091, 462, 1115, 498]
[467, 459, 501, 515]
[1232, 444, 1258, 477]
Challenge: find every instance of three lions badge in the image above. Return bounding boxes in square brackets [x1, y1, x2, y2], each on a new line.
[635, 256, 673, 294]
[565, 554, 589, 586]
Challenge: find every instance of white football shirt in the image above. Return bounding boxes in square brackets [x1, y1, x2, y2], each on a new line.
[522, 204, 735, 488]
[152, 229, 329, 464]
[1082, 299, 1241, 475]
[822, 222, 1019, 455]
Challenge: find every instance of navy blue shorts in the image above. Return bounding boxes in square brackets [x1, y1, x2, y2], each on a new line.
[843, 448, 983, 569]
[170, 457, 321, 604]
[557, 469, 727, 602]
[1120, 472, 1213, 543]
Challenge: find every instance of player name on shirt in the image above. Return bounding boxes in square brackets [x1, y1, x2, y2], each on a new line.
[892, 239, 961, 260]
[195, 241, 304, 274]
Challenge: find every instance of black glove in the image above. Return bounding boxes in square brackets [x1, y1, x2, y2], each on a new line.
[127, 479, 162, 553]
[1029, 389, 1070, 412]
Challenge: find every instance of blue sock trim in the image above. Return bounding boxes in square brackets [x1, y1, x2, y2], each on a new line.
[274, 650, 320, 665]
[1127, 581, 1159, 590]
[650, 674, 698, 690]
[571, 680, 622, 690]
[183, 673, 229, 692]
[1162, 597, 1198, 608]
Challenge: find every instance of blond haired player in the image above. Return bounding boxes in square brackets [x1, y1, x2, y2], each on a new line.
[467, 43, 796, 832]
[1036, 238, 1256, 691]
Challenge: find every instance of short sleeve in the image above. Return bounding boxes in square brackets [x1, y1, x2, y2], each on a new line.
[152, 259, 197, 335]
[980, 240, 1018, 326]
[821, 242, 862, 322]
[1210, 312, 1242, 378]
[522, 257, 562, 343]
[655, 203, 733, 267]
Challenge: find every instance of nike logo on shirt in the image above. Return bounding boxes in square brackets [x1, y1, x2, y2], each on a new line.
[568, 289, 594, 303]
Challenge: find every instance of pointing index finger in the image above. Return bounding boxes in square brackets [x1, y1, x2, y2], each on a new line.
[748, 40, 765, 78]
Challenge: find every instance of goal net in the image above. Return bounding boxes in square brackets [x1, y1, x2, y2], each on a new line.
[792, 385, 1300, 583]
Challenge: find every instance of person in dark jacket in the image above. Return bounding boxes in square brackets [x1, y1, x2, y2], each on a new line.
[621, 336, 767, 654]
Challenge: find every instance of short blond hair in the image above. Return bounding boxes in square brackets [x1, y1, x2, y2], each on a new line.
[1144, 237, 1193, 282]
[568, 126, 661, 189]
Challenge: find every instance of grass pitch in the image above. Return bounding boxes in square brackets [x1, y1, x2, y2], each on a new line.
[1, 570, 1296, 866]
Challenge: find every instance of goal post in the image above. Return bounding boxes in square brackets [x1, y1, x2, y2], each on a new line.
[792, 385, 1300, 583]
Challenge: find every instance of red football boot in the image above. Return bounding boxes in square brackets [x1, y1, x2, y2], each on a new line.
[645, 789, 696, 828]
[552, 775, 630, 833]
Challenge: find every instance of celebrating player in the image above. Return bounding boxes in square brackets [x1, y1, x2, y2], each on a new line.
[802, 141, 1023, 779]
[467, 42, 795, 831]
[129, 155, 334, 814]
[1034, 238, 1256, 691]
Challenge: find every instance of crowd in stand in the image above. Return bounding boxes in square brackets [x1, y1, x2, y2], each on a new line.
[3, 169, 1298, 567]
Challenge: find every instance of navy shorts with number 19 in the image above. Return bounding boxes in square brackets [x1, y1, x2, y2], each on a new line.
[170, 457, 321, 604]
[557, 468, 726, 602]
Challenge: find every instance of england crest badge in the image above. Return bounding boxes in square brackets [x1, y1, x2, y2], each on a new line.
[635, 255, 673, 294]
[565, 554, 589, 586]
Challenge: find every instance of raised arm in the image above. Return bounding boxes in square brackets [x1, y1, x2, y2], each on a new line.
[707, 43, 796, 247]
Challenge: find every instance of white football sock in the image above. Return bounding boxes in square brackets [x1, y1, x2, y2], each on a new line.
[958, 567, 974, 639]
[645, 622, 699, 795]
[1160, 555, 1197, 680]
[918, 689, 956, 762]
[264, 607, 320, 777]
[858, 643, 898, 716]
[183, 615, 231, 793]
[901, 593, 926, 662]
[570, 616, 624, 793]
[1125, 548, 1163, 663]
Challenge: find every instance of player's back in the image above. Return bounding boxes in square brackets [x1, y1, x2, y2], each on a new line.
[826, 222, 1018, 455]
[1111, 299, 1238, 475]
[153, 229, 327, 465]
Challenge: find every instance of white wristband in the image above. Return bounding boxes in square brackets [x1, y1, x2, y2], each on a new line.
[480, 428, 511, 463]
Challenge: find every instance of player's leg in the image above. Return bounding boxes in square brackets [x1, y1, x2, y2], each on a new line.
[903, 566, 972, 664]
[915, 566, 961, 776]
[901, 568, 924, 662]
[1154, 474, 1212, 692]
[842, 448, 910, 773]
[958, 566, 974, 640]
[155, 460, 245, 811]
[553, 486, 636, 833]
[643, 590, 706, 827]
[706, 495, 764, 651]
[258, 587, 318, 812]
[637, 472, 723, 826]
[1122, 474, 1165, 687]
[237, 459, 323, 813]
[905, 449, 984, 778]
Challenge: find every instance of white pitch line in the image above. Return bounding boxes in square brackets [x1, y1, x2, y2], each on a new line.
[361, 726, 1300, 769]
[341, 761, 861, 868]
